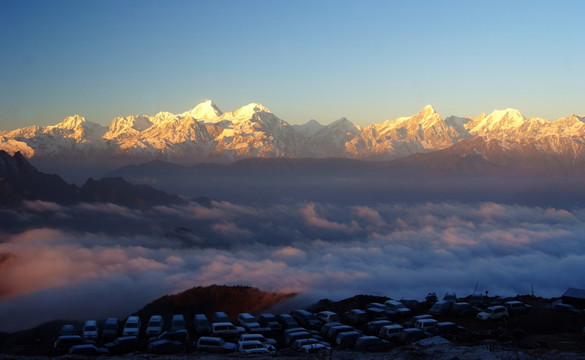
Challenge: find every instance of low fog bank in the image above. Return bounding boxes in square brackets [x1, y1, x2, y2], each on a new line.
[2, 200, 585, 332]
[106, 160, 585, 208]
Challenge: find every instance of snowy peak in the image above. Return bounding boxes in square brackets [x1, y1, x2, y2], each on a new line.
[326, 117, 360, 134]
[420, 104, 437, 117]
[180, 100, 223, 121]
[467, 108, 526, 136]
[236, 103, 271, 115]
[53, 115, 87, 130]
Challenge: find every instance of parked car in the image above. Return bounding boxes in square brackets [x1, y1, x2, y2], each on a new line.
[196, 336, 236, 353]
[237, 340, 272, 355]
[210, 322, 244, 338]
[399, 298, 420, 309]
[477, 306, 509, 321]
[384, 300, 411, 316]
[154, 329, 189, 343]
[54, 335, 91, 354]
[379, 324, 403, 341]
[450, 302, 479, 317]
[291, 309, 321, 329]
[238, 333, 277, 352]
[122, 316, 141, 337]
[552, 301, 582, 314]
[336, 330, 362, 348]
[320, 321, 343, 337]
[414, 318, 438, 332]
[366, 320, 393, 335]
[68, 344, 107, 356]
[237, 313, 270, 333]
[504, 301, 532, 316]
[403, 314, 433, 328]
[365, 307, 388, 320]
[353, 335, 391, 352]
[82, 320, 99, 340]
[285, 330, 313, 346]
[427, 321, 465, 338]
[58, 324, 77, 336]
[429, 300, 453, 316]
[327, 325, 354, 340]
[146, 315, 164, 337]
[101, 318, 119, 340]
[277, 313, 299, 328]
[212, 312, 230, 323]
[104, 336, 142, 355]
[343, 309, 368, 326]
[291, 337, 330, 353]
[193, 314, 210, 335]
[170, 314, 185, 331]
[258, 313, 283, 331]
[147, 339, 184, 354]
[316, 310, 340, 323]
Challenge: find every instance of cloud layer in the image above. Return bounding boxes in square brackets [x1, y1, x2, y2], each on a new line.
[1, 200, 585, 331]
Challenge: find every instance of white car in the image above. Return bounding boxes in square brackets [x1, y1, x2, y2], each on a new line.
[477, 306, 509, 321]
[123, 316, 141, 336]
[146, 315, 164, 336]
[82, 320, 99, 340]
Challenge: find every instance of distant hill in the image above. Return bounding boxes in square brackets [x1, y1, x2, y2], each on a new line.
[134, 284, 298, 323]
[0, 150, 186, 207]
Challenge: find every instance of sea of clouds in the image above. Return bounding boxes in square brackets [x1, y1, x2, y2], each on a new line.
[1, 199, 585, 332]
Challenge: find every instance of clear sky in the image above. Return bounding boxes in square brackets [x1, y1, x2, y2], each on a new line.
[1, 0, 585, 130]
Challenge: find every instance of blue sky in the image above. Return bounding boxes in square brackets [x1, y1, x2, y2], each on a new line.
[1, 0, 584, 130]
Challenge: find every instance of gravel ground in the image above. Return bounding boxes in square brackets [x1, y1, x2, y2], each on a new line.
[3, 343, 585, 360]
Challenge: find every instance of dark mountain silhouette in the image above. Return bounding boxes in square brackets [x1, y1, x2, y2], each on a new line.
[0, 150, 185, 207]
[134, 284, 297, 324]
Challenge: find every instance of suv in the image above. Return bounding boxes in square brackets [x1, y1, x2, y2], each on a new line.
[196, 336, 236, 353]
[146, 315, 164, 336]
[82, 320, 98, 340]
[237, 313, 269, 333]
[194, 314, 210, 335]
[211, 322, 245, 337]
[477, 306, 509, 321]
[122, 316, 141, 336]
[316, 311, 340, 324]
[170, 314, 185, 331]
[384, 300, 411, 316]
[291, 310, 321, 329]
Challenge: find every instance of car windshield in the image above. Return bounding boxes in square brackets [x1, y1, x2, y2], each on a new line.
[84, 326, 97, 331]
[149, 321, 161, 326]
[126, 323, 138, 328]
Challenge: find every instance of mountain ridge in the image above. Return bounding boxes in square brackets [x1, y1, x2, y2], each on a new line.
[2, 101, 585, 170]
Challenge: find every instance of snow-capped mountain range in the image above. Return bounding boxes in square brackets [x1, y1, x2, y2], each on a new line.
[2, 100, 585, 169]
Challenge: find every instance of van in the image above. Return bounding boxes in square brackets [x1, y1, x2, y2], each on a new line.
[146, 315, 164, 336]
[122, 316, 141, 336]
[82, 320, 98, 340]
[194, 314, 210, 335]
[170, 314, 185, 331]
[379, 324, 403, 340]
[101, 318, 119, 340]
[414, 318, 438, 331]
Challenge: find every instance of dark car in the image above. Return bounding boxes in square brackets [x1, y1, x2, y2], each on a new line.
[277, 313, 299, 328]
[194, 314, 210, 336]
[450, 302, 479, 317]
[353, 336, 391, 352]
[104, 336, 142, 355]
[196, 336, 237, 353]
[101, 318, 119, 341]
[427, 322, 467, 339]
[68, 344, 107, 356]
[154, 329, 190, 343]
[291, 310, 321, 329]
[397, 328, 426, 344]
[259, 313, 283, 331]
[54, 335, 92, 355]
[148, 339, 185, 354]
